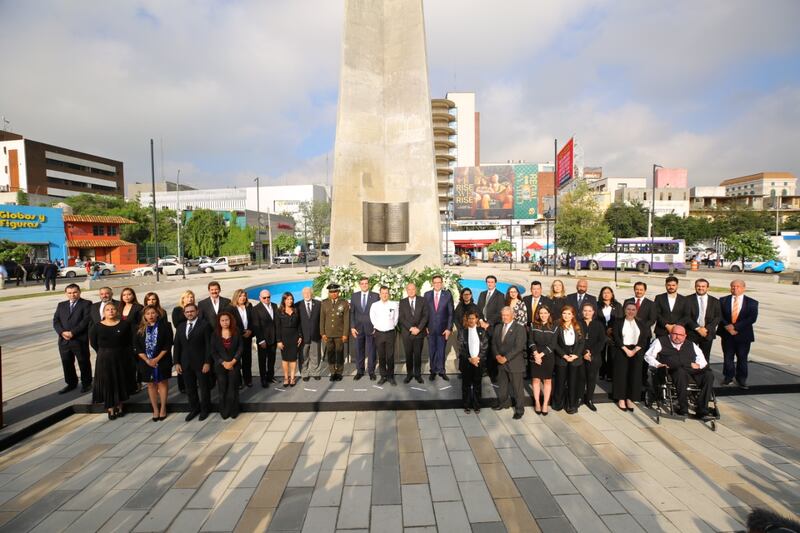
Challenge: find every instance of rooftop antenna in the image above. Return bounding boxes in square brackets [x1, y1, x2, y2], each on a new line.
[1, 116, 10, 132]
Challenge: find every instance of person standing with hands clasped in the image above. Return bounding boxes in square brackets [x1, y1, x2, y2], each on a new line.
[135, 305, 174, 421]
[370, 286, 400, 386]
[492, 307, 527, 419]
[321, 284, 350, 381]
[718, 279, 758, 389]
[425, 275, 454, 381]
[211, 311, 242, 419]
[90, 303, 131, 419]
[458, 310, 488, 414]
[173, 303, 212, 421]
[553, 306, 585, 414]
[53, 283, 93, 394]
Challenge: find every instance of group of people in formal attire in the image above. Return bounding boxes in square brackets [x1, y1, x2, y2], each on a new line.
[53, 272, 758, 422]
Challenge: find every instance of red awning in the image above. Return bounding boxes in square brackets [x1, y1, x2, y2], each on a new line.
[453, 239, 496, 249]
[526, 242, 543, 250]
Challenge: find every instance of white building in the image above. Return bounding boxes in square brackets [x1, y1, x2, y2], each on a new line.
[588, 177, 647, 209]
[614, 186, 690, 218]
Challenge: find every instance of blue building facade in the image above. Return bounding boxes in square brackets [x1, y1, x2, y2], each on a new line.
[0, 205, 67, 261]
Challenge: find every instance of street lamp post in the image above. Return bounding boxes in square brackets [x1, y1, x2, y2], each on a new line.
[649, 164, 663, 272]
[254, 177, 262, 270]
[775, 191, 782, 236]
[150, 139, 159, 282]
[176, 169, 185, 279]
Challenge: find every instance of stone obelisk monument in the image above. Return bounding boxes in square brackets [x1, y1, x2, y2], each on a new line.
[329, 0, 442, 271]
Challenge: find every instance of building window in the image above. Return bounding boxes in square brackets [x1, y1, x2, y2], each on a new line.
[92, 225, 105, 236]
[107, 225, 117, 236]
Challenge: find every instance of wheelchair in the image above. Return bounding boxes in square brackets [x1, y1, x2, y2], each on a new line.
[644, 367, 720, 431]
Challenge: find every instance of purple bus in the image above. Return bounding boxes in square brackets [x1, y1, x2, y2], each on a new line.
[575, 238, 686, 273]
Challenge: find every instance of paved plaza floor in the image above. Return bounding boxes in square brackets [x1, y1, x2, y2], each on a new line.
[0, 393, 798, 532]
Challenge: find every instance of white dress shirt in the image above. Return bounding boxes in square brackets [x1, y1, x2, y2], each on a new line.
[236, 306, 249, 330]
[370, 299, 399, 332]
[602, 306, 612, 323]
[621, 319, 640, 345]
[644, 338, 708, 369]
[186, 319, 197, 337]
[667, 294, 676, 312]
[212, 298, 220, 315]
[562, 326, 576, 345]
[467, 327, 480, 357]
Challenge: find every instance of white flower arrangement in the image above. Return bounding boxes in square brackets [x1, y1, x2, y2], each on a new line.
[313, 264, 462, 300]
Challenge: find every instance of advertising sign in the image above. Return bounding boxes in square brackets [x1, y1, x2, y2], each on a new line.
[556, 137, 574, 188]
[453, 164, 539, 221]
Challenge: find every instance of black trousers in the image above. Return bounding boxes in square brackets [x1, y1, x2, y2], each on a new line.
[656, 366, 714, 415]
[401, 332, 425, 378]
[59, 341, 92, 387]
[215, 364, 240, 418]
[553, 361, 583, 411]
[600, 343, 614, 380]
[257, 343, 277, 381]
[183, 365, 211, 415]
[582, 352, 602, 402]
[326, 337, 345, 374]
[613, 346, 643, 401]
[45, 276, 57, 290]
[239, 336, 253, 384]
[461, 361, 483, 409]
[374, 330, 396, 378]
[722, 336, 751, 384]
[485, 330, 498, 380]
[497, 364, 525, 415]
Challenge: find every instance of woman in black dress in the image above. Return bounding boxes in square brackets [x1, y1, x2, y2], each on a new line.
[529, 305, 557, 415]
[276, 292, 302, 387]
[171, 290, 196, 393]
[453, 288, 479, 331]
[597, 286, 622, 382]
[135, 305, 174, 421]
[553, 305, 585, 414]
[457, 309, 488, 414]
[227, 289, 255, 388]
[580, 303, 607, 412]
[90, 304, 131, 419]
[119, 287, 143, 394]
[548, 279, 567, 315]
[211, 311, 242, 419]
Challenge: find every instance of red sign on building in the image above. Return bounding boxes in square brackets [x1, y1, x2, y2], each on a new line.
[556, 138, 574, 188]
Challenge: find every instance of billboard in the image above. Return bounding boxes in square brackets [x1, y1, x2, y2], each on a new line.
[556, 137, 574, 188]
[453, 164, 538, 220]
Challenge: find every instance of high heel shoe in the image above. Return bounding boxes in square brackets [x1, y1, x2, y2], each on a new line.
[534, 407, 542, 415]
[108, 411, 117, 420]
[289, 378, 296, 387]
[283, 381, 290, 387]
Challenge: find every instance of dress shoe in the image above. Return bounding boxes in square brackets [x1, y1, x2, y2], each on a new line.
[694, 411, 710, 419]
[565, 407, 577, 415]
[736, 380, 749, 390]
[722, 379, 733, 386]
[585, 400, 597, 412]
[330, 375, 337, 382]
[617, 404, 627, 412]
[152, 416, 160, 422]
[199, 412, 209, 421]
[261, 379, 269, 388]
[541, 410, 548, 416]
[492, 405, 506, 411]
[389, 377, 397, 386]
[80, 384, 92, 393]
[185, 411, 199, 422]
[221, 414, 229, 420]
[512, 412, 523, 420]
[474, 408, 481, 414]
[439, 373, 449, 381]
[108, 412, 117, 421]
[158, 415, 167, 421]
[178, 386, 186, 393]
[429, 373, 436, 382]
[626, 406, 635, 412]
[303, 376, 310, 382]
[378, 377, 388, 385]
[464, 407, 471, 414]
[314, 376, 321, 380]
[354, 373, 364, 381]
[674, 407, 686, 416]
[246, 381, 253, 388]
[58, 385, 77, 394]
[534, 408, 542, 415]
[415, 376, 423, 384]
[369, 374, 376, 381]
[403, 375, 413, 384]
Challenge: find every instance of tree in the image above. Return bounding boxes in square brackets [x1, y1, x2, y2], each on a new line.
[781, 213, 800, 231]
[556, 182, 613, 268]
[0, 240, 32, 262]
[16, 191, 29, 206]
[707, 206, 774, 250]
[220, 224, 255, 255]
[297, 201, 331, 248]
[604, 202, 648, 238]
[488, 240, 514, 253]
[184, 209, 227, 257]
[722, 230, 777, 265]
[273, 233, 298, 254]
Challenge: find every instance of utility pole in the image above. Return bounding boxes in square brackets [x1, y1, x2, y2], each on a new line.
[150, 139, 159, 282]
[176, 169, 185, 279]
[254, 177, 262, 270]
[650, 164, 662, 272]
[553, 139, 558, 277]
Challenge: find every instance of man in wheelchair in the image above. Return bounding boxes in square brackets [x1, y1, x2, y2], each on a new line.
[644, 325, 714, 418]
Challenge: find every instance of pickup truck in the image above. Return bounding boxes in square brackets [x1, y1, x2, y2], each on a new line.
[198, 255, 251, 273]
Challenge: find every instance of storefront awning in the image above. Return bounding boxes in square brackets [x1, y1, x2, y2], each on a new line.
[67, 239, 133, 248]
[526, 242, 543, 250]
[453, 239, 496, 249]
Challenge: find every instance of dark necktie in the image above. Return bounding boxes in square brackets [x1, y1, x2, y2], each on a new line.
[187, 321, 194, 336]
[362, 293, 367, 311]
[410, 298, 415, 313]
[578, 294, 583, 307]
[69, 301, 75, 314]
[307, 301, 312, 315]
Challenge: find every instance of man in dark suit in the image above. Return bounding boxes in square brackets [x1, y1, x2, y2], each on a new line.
[566, 279, 597, 315]
[350, 277, 380, 380]
[492, 307, 528, 419]
[90, 287, 120, 324]
[653, 276, 689, 338]
[686, 278, 722, 363]
[298, 286, 323, 381]
[43, 260, 58, 291]
[253, 289, 279, 386]
[173, 303, 212, 421]
[522, 281, 552, 327]
[399, 282, 429, 384]
[424, 275, 453, 381]
[52, 283, 93, 393]
[198, 281, 231, 326]
[717, 279, 759, 389]
[477, 275, 505, 381]
[624, 281, 658, 391]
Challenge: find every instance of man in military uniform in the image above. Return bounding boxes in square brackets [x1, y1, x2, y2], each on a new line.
[321, 284, 350, 381]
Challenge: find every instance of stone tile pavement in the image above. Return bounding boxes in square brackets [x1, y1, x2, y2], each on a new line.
[0, 393, 799, 532]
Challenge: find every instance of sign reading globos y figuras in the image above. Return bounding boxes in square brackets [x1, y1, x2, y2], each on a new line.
[0, 209, 48, 229]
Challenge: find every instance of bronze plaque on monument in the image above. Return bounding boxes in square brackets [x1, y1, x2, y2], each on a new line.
[363, 201, 409, 244]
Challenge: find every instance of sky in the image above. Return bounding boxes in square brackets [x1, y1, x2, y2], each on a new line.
[1, 0, 799, 190]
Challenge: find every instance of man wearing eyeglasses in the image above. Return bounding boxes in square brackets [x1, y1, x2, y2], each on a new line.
[253, 289, 280, 387]
[644, 324, 714, 418]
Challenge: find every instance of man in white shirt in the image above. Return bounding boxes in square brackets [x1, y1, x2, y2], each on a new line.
[370, 286, 400, 386]
[645, 325, 714, 418]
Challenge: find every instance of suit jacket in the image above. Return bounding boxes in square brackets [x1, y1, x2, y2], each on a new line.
[685, 294, 722, 343]
[717, 295, 758, 344]
[134, 321, 174, 374]
[198, 296, 231, 326]
[298, 299, 322, 342]
[91, 299, 121, 323]
[424, 290, 454, 335]
[622, 296, 657, 335]
[457, 326, 489, 371]
[566, 292, 598, 314]
[350, 291, 380, 334]
[582, 319, 607, 362]
[597, 301, 624, 330]
[477, 289, 505, 328]
[492, 321, 527, 373]
[398, 296, 429, 336]
[653, 293, 689, 337]
[612, 317, 650, 351]
[553, 325, 586, 366]
[522, 295, 553, 326]
[173, 318, 212, 370]
[210, 333, 242, 365]
[226, 303, 255, 335]
[253, 301, 279, 345]
[53, 298, 93, 346]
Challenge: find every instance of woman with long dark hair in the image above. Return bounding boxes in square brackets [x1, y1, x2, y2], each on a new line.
[553, 305, 585, 414]
[119, 287, 143, 394]
[580, 303, 607, 412]
[597, 286, 622, 382]
[277, 292, 302, 387]
[135, 305, 174, 421]
[90, 303, 131, 419]
[529, 305, 557, 415]
[228, 289, 255, 388]
[453, 288, 479, 330]
[457, 310, 488, 414]
[505, 285, 527, 326]
[211, 311, 242, 419]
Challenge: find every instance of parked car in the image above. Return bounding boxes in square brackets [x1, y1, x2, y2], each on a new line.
[131, 261, 186, 277]
[320, 243, 330, 257]
[185, 256, 212, 267]
[59, 261, 116, 278]
[297, 251, 319, 263]
[198, 255, 251, 273]
[728, 259, 785, 274]
[443, 253, 462, 266]
[275, 254, 298, 264]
